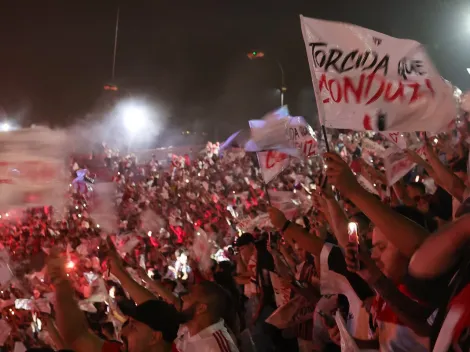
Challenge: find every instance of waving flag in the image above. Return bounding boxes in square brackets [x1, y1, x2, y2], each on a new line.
[300, 16, 456, 132]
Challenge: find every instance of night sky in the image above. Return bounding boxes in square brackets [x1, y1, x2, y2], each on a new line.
[0, 0, 468, 143]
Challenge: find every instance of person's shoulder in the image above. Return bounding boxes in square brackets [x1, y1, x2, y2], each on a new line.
[195, 330, 238, 352]
[403, 266, 460, 306]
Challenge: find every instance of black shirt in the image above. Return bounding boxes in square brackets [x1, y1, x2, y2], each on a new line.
[327, 245, 375, 301]
[404, 256, 470, 350]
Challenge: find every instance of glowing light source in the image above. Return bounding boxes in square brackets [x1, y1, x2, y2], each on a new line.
[66, 261, 75, 270]
[0, 123, 11, 132]
[119, 102, 150, 134]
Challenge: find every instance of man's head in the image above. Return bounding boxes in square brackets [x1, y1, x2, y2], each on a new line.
[371, 206, 428, 282]
[294, 243, 309, 262]
[161, 278, 177, 293]
[406, 182, 426, 201]
[235, 233, 256, 262]
[121, 300, 181, 352]
[181, 281, 230, 326]
[343, 198, 359, 215]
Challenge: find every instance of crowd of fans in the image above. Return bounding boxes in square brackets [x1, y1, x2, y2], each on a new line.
[0, 120, 469, 352]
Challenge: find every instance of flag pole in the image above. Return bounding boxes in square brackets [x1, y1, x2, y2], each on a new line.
[253, 152, 272, 206]
[321, 125, 330, 152]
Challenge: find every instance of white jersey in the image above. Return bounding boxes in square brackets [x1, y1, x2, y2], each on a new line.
[175, 319, 239, 352]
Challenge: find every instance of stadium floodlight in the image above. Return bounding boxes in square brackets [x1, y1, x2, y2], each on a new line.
[119, 101, 150, 135]
[0, 122, 11, 132]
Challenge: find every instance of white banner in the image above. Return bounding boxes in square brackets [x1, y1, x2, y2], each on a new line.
[287, 116, 318, 158]
[91, 182, 118, 232]
[335, 311, 360, 352]
[382, 132, 408, 149]
[0, 127, 68, 209]
[300, 16, 456, 132]
[257, 151, 290, 184]
[361, 138, 385, 156]
[383, 148, 416, 186]
[247, 107, 292, 152]
[268, 190, 298, 220]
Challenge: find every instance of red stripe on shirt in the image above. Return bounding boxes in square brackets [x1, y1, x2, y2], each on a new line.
[213, 331, 230, 352]
[217, 331, 232, 352]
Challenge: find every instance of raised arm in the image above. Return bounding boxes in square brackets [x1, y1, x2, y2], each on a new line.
[344, 244, 432, 336]
[422, 142, 466, 202]
[324, 152, 429, 258]
[268, 207, 325, 257]
[47, 250, 103, 352]
[410, 214, 470, 279]
[107, 237, 157, 305]
[323, 188, 350, 249]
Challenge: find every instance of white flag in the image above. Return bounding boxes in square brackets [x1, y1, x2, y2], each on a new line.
[383, 147, 416, 186]
[287, 116, 318, 158]
[300, 16, 456, 132]
[256, 151, 290, 183]
[246, 107, 298, 154]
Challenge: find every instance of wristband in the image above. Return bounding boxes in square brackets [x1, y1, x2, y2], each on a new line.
[281, 220, 292, 233]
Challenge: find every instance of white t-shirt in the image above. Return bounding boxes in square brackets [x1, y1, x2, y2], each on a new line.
[175, 319, 239, 352]
[243, 253, 258, 298]
[320, 243, 372, 341]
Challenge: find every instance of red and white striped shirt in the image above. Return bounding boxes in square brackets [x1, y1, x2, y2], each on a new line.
[174, 319, 239, 352]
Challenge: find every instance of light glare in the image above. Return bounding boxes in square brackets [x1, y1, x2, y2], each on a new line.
[0, 123, 10, 132]
[120, 103, 150, 134]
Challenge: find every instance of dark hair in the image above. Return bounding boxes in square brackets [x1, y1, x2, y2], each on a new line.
[407, 182, 426, 195]
[392, 205, 437, 232]
[213, 261, 241, 312]
[451, 158, 467, 173]
[162, 278, 177, 292]
[350, 212, 371, 232]
[199, 281, 237, 333]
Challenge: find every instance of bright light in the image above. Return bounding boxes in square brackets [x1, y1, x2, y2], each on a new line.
[120, 102, 150, 134]
[467, 68, 470, 75]
[66, 261, 75, 270]
[0, 123, 10, 132]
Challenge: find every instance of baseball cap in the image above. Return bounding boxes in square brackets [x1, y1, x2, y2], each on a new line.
[235, 233, 255, 247]
[127, 300, 182, 343]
